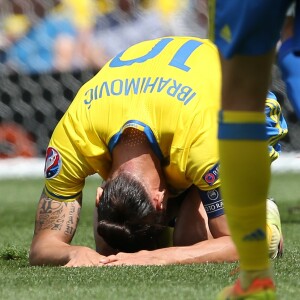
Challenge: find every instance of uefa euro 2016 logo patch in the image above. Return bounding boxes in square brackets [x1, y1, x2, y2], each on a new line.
[203, 163, 219, 186]
[44, 147, 62, 179]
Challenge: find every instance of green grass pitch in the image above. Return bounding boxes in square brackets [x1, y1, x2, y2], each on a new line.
[0, 174, 299, 300]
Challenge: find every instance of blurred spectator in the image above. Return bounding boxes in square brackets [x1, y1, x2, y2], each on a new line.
[89, 0, 171, 68]
[2, 0, 96, 74]
[4, 12, 76, 74]
[168, 0, 209, 38]
[0, 14, 31, 72]
[147, 0, 189, 32]
[0, 0, 210, 74]
[59, 0, 97, 70]
[138, 0, 209, 38]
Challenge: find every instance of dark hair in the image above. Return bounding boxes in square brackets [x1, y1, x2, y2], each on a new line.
[97, 172, 166, 252]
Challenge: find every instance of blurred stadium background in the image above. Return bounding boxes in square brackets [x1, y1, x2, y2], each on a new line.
[0, 0, 299, 178]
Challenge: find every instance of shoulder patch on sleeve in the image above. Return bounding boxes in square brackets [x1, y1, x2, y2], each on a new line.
[44, 147, 62, 179]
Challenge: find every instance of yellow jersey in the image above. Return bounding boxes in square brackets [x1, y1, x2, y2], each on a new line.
[45, 37, 221, 203]
[44, 36, 287, 218]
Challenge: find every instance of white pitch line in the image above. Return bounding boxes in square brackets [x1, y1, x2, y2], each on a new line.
[0, 153, 300, 179]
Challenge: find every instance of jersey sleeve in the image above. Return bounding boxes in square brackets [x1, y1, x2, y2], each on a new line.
[44, 111, 104, 202]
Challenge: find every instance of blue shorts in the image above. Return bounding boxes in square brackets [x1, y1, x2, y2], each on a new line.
[209, 0, 294, 58]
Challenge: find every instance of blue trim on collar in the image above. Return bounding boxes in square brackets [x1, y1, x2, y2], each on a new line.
[108, 120, 163, 160]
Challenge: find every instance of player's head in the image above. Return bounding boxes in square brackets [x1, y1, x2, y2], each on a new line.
[96, 172, 166, 252]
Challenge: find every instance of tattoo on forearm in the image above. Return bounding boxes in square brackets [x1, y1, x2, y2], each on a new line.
[65, 203, 75, 235]
[36, 197, 65, 231]
[35, 193, 81, 238]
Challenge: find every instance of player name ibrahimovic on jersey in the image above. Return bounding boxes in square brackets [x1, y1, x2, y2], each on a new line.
[83, 76, 197, 109]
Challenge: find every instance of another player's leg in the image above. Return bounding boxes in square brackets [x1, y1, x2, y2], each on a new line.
[266, 198, 283, 259]
[217, 53, 277, 299]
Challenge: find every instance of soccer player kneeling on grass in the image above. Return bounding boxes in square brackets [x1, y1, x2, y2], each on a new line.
[29, 37, 287, 268]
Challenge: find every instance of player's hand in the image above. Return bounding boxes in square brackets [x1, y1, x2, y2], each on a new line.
[64, 246, 107, 267]
[99, 251, 168, 266]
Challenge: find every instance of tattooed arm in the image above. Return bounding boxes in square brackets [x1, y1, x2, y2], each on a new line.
[29, 189, 105, 267]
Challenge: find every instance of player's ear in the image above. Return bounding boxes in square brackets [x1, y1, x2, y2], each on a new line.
[154, 189, 167, 211]
[95, 181, 107, 207]
[95, 186, 104, 207]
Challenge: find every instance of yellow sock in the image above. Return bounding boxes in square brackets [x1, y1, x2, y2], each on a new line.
[218, 110, 271, 272]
